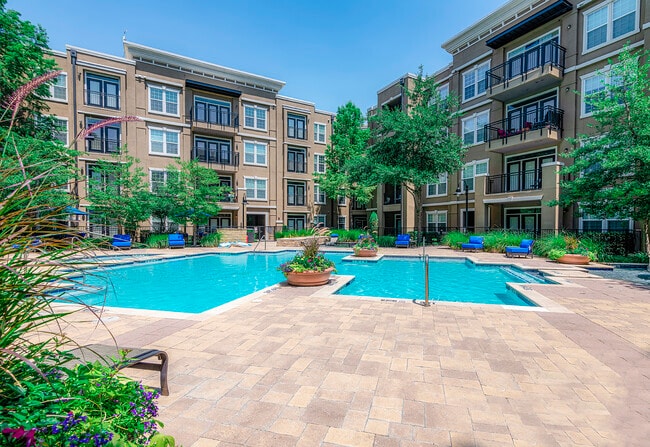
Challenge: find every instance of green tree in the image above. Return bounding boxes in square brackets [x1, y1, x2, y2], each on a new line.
[315, 102, 373, 204]
[368, 67, 465, 241]
[0, 0, 58, 134]
[556, 47, 650, 268]
[86, 150, 152, 235]
[166, 160, 229, 237]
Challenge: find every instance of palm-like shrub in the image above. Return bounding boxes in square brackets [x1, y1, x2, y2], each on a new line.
[278, 237, 335, 274]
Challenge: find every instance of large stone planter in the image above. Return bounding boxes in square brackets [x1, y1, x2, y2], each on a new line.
[354, 249, 378, 258]
[285, 268, 334, 286]
[556, 254, 590, 265]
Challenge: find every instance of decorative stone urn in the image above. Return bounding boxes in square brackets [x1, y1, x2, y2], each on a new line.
[354, 248, 378, 258]
[556, 254, 590, 265]
[285, 268, 334, 286]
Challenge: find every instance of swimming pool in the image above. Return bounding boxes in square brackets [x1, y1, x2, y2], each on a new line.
[61, 252, 542, 313]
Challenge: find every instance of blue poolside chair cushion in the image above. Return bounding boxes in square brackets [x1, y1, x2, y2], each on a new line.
[395, 234, 411, 248]
[461, 236, 484, 251]
[111, 234, 132, 249]
[505, 239, 534, 258]
[168, 233, 186, 248]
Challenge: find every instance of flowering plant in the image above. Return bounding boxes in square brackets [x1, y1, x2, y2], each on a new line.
[278, 237, 335, 275]
[353, 234, 378, 253]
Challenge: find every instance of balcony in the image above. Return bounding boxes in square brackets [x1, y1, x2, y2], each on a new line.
[486, 41, 565, 102]
[85, 90, 120, 110]
[484, 105, 563, 154]
[192, 146, 239, 171]
[190, 107, 239, 136]
[486, 169, 542, 195]
[86, 137, 120, 154]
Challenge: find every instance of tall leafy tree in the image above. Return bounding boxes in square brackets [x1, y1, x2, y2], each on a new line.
[0, 0, 58, 134]
[86, 151, 151, 235]
[556, 47, 650, 268]
[166, 160, 229, 233]
[368, 67, 465, 240]
[315, 102, 373, 204]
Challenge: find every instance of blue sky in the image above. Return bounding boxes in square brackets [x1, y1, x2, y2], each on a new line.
[9, 0, 506, 113]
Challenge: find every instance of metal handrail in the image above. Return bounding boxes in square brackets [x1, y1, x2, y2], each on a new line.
[486, 40, 566, 91]
[484, 105, 564, 144]
[486, 169, 542, 194]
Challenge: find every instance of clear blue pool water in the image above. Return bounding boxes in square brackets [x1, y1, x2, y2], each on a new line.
[62, 252, 542, 313]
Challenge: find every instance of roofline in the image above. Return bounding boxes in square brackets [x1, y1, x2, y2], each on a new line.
[376, 73, 417, 96]
[123, 41, 286, 93]
[441, 0, 550, 54]
[65, 44, 135, 65]
[276, 94, 314, 107]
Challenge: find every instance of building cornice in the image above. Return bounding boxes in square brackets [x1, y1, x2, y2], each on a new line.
[376, 73, 417, 96]
[66, 45, 135, 65]
[123, 41, 285, 94]
[441, 0, 554, 55]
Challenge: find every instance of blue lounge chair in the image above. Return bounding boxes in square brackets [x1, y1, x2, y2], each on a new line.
[461, 236, 484, 251]
[505, 239, 534, 258]
[395, 234, 411, 248]
[111, 234, 132, 250]
[168, 233, 185, 249]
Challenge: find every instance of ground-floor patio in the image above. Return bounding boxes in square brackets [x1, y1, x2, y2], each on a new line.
[60, 245, 650, 446]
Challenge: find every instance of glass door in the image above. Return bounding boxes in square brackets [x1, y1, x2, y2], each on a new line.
[523, 159, 537, 189]
[507, 162, 520, 192]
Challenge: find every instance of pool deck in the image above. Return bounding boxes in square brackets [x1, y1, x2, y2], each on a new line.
[59, 244, 650, 446]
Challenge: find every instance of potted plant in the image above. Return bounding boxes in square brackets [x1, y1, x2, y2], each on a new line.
[353, 234, 379, 257]
[547, 236, 595, 265]
[278, 237, 335, 286]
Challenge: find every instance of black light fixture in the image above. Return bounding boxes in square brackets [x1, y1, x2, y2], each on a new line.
[455, 181, 469, 233]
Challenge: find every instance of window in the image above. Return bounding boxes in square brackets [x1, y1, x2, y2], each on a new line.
[287, 182, 306, 206]
[85, 73, 119, 109]
[149, 127, 180, 156]
[314, 184, 326, 204]
[437, 83, 449, 101]
[314, 214, 327, 226]
[52, 118, 68, 145]
[49, 73, 67, 101]
[426, 173, 448, 197]
[245, 177, 267, 200]
[85, 117, 120, 153]
[287, 113, 306, 139]
[244, 141, 267, 166]
[426, 211, 447, 232]
[287, 147, 306, 173]
[149, 85, 179, 116]
[462, 160, 488, 192]
[87, 164, 116, 194]
[462, 61, 489, 101]
[462, 111, 489, 146]
[149, 169, 178, 193]
[287, 214, 306, 231]
[195, 137, 232, 164]
[584, 0, 637, 52]
[314, 154, 326, 174]
[243, 104, 267, 130]
[581, 213, 632, 232]
[314, 123, 326, 143]
[194, 96, 231, 125]
[151, 216, 179, 233]
[337, 216, 346, 229]
[581, 70, 622, 117]
[337, 195, 346, 206]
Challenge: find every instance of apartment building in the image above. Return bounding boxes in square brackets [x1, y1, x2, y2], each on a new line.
[44, 41, 339, 238]
[368, 0, 647, 239]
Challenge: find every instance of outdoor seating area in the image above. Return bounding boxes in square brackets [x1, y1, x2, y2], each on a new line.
[168, 233, 185, 249]
[395, 233, 411, 248]
[506, 239, 535, 258]
[461, 235, 484, 251]
[111, 234, 132, 250]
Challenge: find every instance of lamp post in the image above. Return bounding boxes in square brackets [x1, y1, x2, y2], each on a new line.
[455, 181, 469, 233]
[241, 194, 248, 229]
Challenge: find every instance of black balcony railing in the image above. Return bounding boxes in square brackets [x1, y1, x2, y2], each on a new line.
[190, 107, 239, 128]
[486, 169, 542, 194]
[85, 90, 120, 109]
[484, 105, 564, 144]
[86, 137, 120, 153]
[486, 41, 566, 91]
[192, 146, 239, 167]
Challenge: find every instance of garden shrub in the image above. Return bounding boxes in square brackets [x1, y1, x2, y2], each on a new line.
[274, 228, 314, 239]
[336, 229, 364, 242]
[482, 231, 533, 253]
[376, 235, 396, 247]
[145, 233, 168, 248]
[441, 231, 468, 249]
[200, 232, 222, 247]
